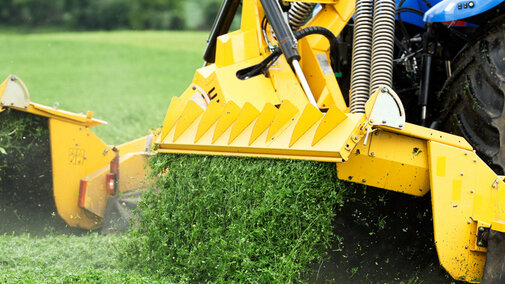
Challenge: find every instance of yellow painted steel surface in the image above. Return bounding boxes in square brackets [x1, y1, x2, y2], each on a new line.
[49, 119, 115, 229]
[154, 1, 505, 282]
[428, 142, 505, 282]
[158, 98, 366, 162]
[337, 129, 430, 196]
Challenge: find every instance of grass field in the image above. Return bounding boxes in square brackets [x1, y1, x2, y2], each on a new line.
[0, 31, 457, 283]
[0, 31, 206, 282]
[0, 31, 207, 144]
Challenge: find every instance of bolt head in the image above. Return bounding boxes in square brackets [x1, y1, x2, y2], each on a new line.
[381, 86, 388, 93]
[465, 245, 469, 249]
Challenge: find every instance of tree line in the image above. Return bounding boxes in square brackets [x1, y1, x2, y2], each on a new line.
[0, 0, 224, 30]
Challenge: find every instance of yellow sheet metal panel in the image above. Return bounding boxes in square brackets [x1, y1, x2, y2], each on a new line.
[174, 100, 204, 142]
[157, 100, 365, 162]
[213, 101, 240, 143]
[337, 130, 430, 196]
[229, 102, 260, 144]
[428, 141, 505, 282]
[195, 100, 225, 143]
[81, 164, 109, 218]
[160, 96, 184, 142]
[383, 123, 473, 150]
[250, 103, 277, 145]
[312, 106, 347, 146]
[50, 119, 116, 229]
[117, 152, 151, 193]
[290, 104, 323, 147]
[216, 30, 261, 67]
[267, 100, 299, 142]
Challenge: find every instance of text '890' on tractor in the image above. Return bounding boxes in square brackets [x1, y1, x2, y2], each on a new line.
[3, 0, 505, 282]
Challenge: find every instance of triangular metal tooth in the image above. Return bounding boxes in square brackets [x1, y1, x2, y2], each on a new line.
[228, 102, 260, 145]
[160, 96, 184, 142]
[212, 101, 240, 144]
[248, 103, 277, 146]
[173, 100, 204, 142]
[195, 100, 225, 143]
[266, 100, 299, 142]
[312, 106, 348, 146]
[289, 104, 323, 147]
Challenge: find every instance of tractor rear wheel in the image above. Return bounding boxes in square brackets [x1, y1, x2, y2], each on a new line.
[438, 21, 505, 174]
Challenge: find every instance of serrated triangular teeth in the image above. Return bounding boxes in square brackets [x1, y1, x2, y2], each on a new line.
[212, 101, 240, 144]
[195, 100, 225, 143]
[173, 100, 204, 142]
[160, 96, 184, 142]
[266, 100, 299, 143]
[289, 104, 323, 147]
[248, 103, 277, 146]
[312, 106, 348, 146]
[228, 102, 260, 145]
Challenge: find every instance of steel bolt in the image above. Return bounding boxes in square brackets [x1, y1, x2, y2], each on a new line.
[460, 172, 464, 176]
[381, 87, 388, 93]
[470, 189, 475, 194]
[371, 152, 375, 157]
[467, 220, 471, 224]
[192, 86, 196, 90]
[465, 245, 469, 249]
[473, 159, 477, 163]
[382, 120, 387, 124]
[479, 227, 485, 232]
[354, 136, 359, 141]
[465, 152, 468, 156]
[362, 179, 367, 183]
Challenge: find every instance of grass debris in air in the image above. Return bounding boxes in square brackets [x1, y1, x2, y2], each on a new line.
[121, 154, 344, 283]
[0, 109, 68, 234]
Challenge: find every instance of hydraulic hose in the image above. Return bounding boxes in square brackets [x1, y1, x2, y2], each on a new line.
[349, 0, 373, 114]
[369, 0, 396, 95]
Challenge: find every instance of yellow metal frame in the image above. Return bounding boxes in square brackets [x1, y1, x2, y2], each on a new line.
[1, 75, 153, 229]
[154, 1, 505, 282]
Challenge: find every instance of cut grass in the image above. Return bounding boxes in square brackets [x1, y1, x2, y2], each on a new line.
[121, 154, 344, 283]
[0, 233, 159, 283]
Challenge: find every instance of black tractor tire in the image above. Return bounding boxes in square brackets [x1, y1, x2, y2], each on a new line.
[438, 21, 505, 174]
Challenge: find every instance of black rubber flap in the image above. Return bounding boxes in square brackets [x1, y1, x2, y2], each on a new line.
[482, 229, 505, 283]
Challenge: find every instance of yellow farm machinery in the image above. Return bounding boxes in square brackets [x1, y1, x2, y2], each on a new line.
[4, 0, 505, 282]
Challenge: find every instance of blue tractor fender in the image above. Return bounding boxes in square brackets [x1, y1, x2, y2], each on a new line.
[424, 0, 505, 23]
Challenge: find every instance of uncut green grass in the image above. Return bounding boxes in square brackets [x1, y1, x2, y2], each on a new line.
[0, 31, 205, 282]
[0, 233, 160, 283]
[0, 31, 207, 144]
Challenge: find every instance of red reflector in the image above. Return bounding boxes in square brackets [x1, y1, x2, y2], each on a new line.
[106, 173, 115, 195]
[78, 179, 87, 208]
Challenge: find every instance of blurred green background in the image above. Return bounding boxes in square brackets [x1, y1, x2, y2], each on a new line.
[0, 0, 236, 31]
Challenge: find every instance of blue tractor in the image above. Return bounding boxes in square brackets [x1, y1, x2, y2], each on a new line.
[384, 0, 505, 173]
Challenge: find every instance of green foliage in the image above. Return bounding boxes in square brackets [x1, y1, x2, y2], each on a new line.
[0, 233, 160, 283]
[0, 31, 207, 144]
[0, 109, 60, 234]
[121, 154, 345, 282]
[0, 0, 229, 31]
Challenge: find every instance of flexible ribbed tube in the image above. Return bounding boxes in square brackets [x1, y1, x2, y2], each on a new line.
[288, 2, 316, 31]
[369, 0, 396, 95]
[350, 0, 373, 113]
